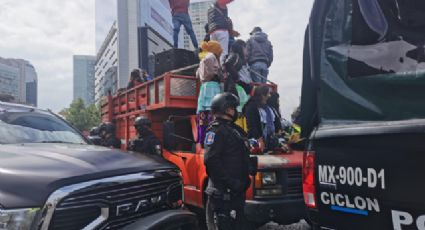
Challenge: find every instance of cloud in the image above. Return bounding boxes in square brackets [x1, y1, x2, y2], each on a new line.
[0, 0, 95, 112]
[229, 0, 314, 119]
[0, 0, 313, 119]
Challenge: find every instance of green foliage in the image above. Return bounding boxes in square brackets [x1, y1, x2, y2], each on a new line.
[60, 98, 101, 131]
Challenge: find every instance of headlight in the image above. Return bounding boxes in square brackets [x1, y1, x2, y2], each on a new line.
[261, 172, 277, 186]
[0, 208, 39, 230]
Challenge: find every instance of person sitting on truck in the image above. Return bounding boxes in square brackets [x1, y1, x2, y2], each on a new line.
[127, 116, 162, 155]
[127, 68, 144, 89]
[243, 85, 281, 152]
[267, 91, 283, 134]
[196, 40, 223, 144]
[141, 69, 152, 82]
[204, 92, 251, 230]
[98, 122, 121, 149]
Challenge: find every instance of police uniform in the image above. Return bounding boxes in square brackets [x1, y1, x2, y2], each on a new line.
[204, 118, 251, 230]
[127, 133, 162, 155]
[128, 116, 162, 155]
[102, 136, 121, 149]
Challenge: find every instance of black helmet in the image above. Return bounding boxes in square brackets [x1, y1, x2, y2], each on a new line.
[211, 93, 239, 115]
[89, 127, 99, 136]
[99, 122, 116, 135]
[134, 116, 151, 128]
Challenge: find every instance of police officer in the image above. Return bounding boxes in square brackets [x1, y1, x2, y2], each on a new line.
[88, 126, 102, 146]
[98, 122, 121, 149]
[127, 116, 162, 155]
[204, 93, 252, 230]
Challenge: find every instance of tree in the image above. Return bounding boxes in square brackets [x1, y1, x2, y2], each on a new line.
[61, 98, 101, 131]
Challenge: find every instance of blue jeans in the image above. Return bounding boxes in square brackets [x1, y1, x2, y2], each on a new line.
[172, 13, 198, 49]
[250, 61, 269, 83]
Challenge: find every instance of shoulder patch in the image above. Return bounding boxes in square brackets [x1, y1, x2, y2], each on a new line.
[204, 131, 216, 145]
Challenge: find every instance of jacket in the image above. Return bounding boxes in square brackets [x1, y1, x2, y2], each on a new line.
[247, 32, 274, 66]
[243, 100, 281, 139]
[168, 0, 189, 15]
[127, 134, 162, 155]
[197, 52, 220, 82]
[243, 100, 263, 139]
[208, 3, 231, 32]
[204, 118, 251, 194]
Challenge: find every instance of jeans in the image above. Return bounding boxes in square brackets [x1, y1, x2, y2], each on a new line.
[172, 13, 198, 49]
[210, 30, 230, 64]
[250, 61, 269, 83]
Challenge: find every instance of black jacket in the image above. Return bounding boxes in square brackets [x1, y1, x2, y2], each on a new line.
[204, 118, 251, 194]
[243, 100, 282, 139]
[127, 134, 162, 155]
[102, 136, 121, 149]
[207, 3, 230, 32]
[224, 53, 245, 95]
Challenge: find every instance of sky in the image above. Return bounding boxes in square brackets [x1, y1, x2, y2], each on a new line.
[0, 0, 314, 119]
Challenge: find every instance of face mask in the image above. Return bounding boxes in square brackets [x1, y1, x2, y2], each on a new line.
[225, 108, 238, 122]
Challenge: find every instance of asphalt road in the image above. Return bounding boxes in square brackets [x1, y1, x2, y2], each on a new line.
[258, 220, 311, 230]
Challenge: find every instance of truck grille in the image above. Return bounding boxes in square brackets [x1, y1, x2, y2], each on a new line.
[44, 171, 182, 230]
[254, 167, 303, 200]
[286, 167, 303, 197]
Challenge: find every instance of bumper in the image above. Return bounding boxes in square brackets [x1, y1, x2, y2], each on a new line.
[244, 198, 306, 224]
[121, 209, 198, 230]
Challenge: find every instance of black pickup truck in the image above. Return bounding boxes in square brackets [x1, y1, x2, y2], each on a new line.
[0, 102, 198, 230]
[300, 0, 425, 229]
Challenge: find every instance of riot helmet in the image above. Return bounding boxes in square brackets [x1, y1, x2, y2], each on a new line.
[211, 93, 239, 121]
[98, 122, 116, 138]
[134, 116, 152, 136]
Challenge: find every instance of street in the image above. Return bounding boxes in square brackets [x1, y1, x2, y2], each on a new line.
[259, 220, 310, 230]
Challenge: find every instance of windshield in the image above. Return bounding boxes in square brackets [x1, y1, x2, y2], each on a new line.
[0, 111, 87, 145]
[316, 0, 425, 122]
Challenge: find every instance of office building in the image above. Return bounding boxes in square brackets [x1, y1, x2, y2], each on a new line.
[183, 0, 214, 50]
[73, 55, 96, 105]
[117, 0, 177, 89]
[0, 57, 38, 106]
[0, 62, 20, 102]
[95, 22, 118, 104]
[95, 0, 117, 52]
[94, 0, 178, 99]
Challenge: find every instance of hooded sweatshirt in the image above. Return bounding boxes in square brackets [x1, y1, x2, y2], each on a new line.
[247, 32, 274, 66]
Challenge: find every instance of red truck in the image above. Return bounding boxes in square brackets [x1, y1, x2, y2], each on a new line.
[101, 71, 306, 228]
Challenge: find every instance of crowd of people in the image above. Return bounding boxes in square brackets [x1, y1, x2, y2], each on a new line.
[101, 1, 283, 229]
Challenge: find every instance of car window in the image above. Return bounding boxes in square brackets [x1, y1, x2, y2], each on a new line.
[0, 112, 87, 145]
[317, 0, 425, 122]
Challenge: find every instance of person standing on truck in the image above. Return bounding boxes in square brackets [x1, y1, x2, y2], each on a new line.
[169, 0, 199, 49]
[247, 27, 273, 83]
[204, 92, 251, 230]
[243, 85, 281, 152]
[127, 69, 144, 89]
[98, 122, 121, 149]
[196, 40, 223, 144]
[208, 0, 239, 64]
[127, 116, 162, 155]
